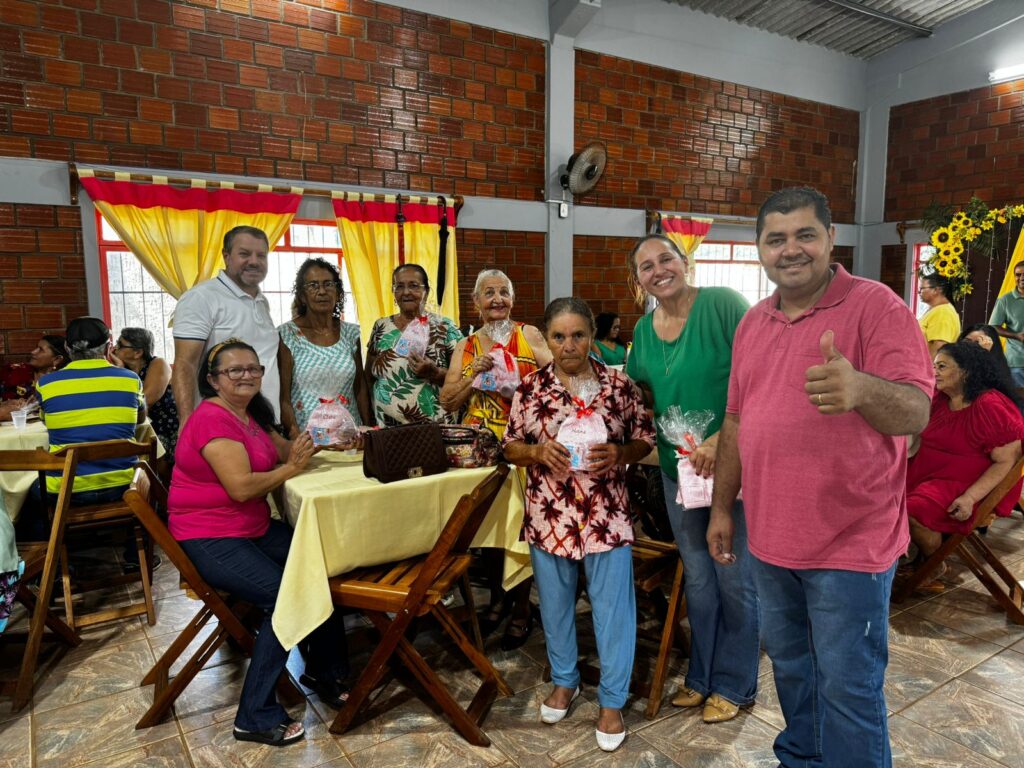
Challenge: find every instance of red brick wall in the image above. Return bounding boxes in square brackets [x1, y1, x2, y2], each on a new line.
[574, 51, 859, 222]
[573, 236, 642, 341]
[0, 0, 546, 356]
[880, 244, 907, 296]
[0, 203, 88, 357]
[0, 0, 545, 196]
[886, 78, 1024, 222]
[456, 229, 545, 330]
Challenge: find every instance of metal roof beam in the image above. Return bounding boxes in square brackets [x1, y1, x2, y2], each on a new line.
[820, 0, 932, 37]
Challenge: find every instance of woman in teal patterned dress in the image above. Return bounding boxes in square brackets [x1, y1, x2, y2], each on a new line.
[366, 264, 462, 426]
[278, 258, 371, 437]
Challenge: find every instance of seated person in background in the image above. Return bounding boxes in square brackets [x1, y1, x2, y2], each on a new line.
[959, 323, 1013, 383]
[591, 312, 627, 365]
[918, 272, 961, 356]
[168, 338, 350, 748]
[0, 335, 69, 421]
[905, 341, 1024, 589]
[113, 327, 179, 465]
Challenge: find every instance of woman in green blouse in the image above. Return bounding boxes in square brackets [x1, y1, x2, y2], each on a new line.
[591, 312, 627, 365]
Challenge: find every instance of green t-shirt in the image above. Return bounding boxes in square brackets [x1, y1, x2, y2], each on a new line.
[626, 286, 749, 480]
[990, 290, 1024, 367]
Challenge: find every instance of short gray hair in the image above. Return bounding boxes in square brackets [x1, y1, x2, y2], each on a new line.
[68, 340, 109, 360]
[473, 269, 514, 300]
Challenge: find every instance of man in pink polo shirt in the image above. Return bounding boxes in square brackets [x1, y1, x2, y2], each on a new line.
[707, 187, 933, 768]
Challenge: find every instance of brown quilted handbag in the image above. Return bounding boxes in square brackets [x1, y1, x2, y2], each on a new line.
[439, 425, 503, 468]
[362, 423, 449, 483]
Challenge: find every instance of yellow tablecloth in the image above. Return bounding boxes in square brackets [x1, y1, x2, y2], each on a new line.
[0, 421, 164, 521]
[273, 452, 531, 650]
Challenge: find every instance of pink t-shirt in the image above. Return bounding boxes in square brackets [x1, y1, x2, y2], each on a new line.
[727, 265, 934, 572]
[168, 400, 279, 541]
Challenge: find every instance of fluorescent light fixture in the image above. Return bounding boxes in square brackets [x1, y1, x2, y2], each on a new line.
[988, 63, 1024, 83]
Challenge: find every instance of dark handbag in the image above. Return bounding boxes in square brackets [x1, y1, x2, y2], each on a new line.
[362, 423, 448, 483]
[440, 425, 503, 468]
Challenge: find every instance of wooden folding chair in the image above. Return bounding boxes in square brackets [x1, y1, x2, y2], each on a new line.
[122, 463, 302, 728]
[895, 455, 1024, 624]
[50, 438, 158, 630]
[328, 463, 513, 746]
[0, 448, 82, 711]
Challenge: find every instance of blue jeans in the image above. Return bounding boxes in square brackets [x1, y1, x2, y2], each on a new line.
[754, 558, 896, 768]
[181, 520, 349, 732]
[1012, 367, 1024, 389]
[530, 545, 636, 709]
[662, 474, 759, 705]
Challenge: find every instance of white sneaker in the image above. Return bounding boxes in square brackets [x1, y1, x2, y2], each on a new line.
[539, 687, 580, 724]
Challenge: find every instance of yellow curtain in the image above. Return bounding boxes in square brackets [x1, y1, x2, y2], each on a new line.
[996, 226, 1024, 298]
[334, 196, 401, 344]
[80, 172, 300, 298]
[404, 206, 459, 326]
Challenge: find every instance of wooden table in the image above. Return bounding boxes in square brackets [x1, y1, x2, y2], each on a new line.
[272, 452, 530, 650]
[0, 421, 164, 520]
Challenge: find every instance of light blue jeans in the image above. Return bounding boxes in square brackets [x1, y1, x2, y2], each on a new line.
[530, 545, 636, 709]
[754, 558, 896, 768]
[662, 474, 760, 705]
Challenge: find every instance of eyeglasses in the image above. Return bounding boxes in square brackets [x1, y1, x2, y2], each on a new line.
[115, 342, 136, 351]
[393, 282, 425, 292]
[213, 365, 266, 381]
[303, 280, 340, 292]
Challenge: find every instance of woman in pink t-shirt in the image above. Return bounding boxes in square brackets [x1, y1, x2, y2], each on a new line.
[169, 339, 349, 747]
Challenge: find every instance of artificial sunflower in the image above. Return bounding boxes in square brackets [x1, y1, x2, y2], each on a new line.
[934, 258, 951, 275]
[952, 212, 967, 225]
[982, 221, 994, 231]
[951, 241, 964, 256]
[931, 227, 953, 248]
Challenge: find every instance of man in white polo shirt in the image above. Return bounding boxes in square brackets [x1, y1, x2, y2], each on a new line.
[172, 226, 281, 429]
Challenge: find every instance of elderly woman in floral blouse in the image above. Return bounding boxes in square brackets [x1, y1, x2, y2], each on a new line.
[503, 297, 654, 754]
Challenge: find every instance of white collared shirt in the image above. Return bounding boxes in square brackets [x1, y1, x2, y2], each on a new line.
[174, 270, 281, 419]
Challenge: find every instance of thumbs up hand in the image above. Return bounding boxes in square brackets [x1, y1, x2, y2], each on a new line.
[805, 330, 862, 414]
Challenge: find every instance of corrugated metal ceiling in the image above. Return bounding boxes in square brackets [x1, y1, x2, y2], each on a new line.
[663, 0, 997, 58]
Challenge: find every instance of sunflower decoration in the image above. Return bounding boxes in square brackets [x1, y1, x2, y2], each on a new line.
[951, 241, 964, 257]
[930, 226, 954, 248]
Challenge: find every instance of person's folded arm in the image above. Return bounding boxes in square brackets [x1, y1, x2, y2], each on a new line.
[948, 440, 1023, 521]
[201, 433, 315, 502]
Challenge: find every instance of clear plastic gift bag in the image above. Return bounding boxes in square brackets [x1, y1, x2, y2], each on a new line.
[394, 315, 429, 358]
[659, 406, 715, 509]
[556, 378, 607, 472]
[306, 395, 358, 448]
[472, 343, 521, 399]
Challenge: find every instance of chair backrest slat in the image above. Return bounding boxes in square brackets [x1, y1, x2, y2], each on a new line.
[972, 455, 1024, 531]
[405, 464, 510, 606]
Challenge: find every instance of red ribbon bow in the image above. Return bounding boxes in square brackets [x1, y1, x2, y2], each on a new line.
[416, 315, 428, 325]
[572, 396, 594, 418]
[675, 433, 699, 457]
[318, 394, 350, 405]
[492, 343, 515, 372]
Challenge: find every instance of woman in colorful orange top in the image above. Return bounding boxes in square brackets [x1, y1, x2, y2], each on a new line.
[441, 268, 551, 648]
[441, 269, 551, 438]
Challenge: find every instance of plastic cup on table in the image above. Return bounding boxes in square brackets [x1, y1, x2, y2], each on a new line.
[11, 409, 28, 429]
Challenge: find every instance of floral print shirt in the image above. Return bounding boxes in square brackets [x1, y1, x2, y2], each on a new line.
[503, 361, 655, 560]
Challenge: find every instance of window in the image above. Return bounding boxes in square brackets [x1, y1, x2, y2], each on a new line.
[98, 216, 355, 363]
[692, 241, 775, 306]
[911, 243, 934, 319]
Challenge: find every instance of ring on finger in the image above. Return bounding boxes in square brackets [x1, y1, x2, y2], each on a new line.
[816, 393, 823, 405]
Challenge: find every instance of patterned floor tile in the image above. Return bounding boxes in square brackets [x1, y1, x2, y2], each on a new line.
[143, 593, 209, 640]
[900, 679, 1024, 767]
[0, 712, 31, 768]
[77, 735, 194, 768]
[32, 636, 155, 714]
[890, 714, 1006, 767]
[33, 687, 179, 768]
[638, 704, 779, 767]
[907, 584, 1024, 648]
[559, 731, 680, 767]
[958, 647, 1024, 707]
[344, 728, 508, 767]
[888, 612, 1002, 675]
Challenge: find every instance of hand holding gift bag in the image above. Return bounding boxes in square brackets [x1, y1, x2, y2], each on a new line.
[659, 406, 715, 509]
[394, 315, 430, 358]
[555, 378, 607, 471]
[307, 395, 358, 448]
[472, 342, 521, 399]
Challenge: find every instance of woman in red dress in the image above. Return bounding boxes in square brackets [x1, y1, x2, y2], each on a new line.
[906, 341, 1024, 584]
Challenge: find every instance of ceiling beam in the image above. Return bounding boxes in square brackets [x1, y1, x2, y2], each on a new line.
[821, 0, 932, 37]
[549, 0, 601, 41]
